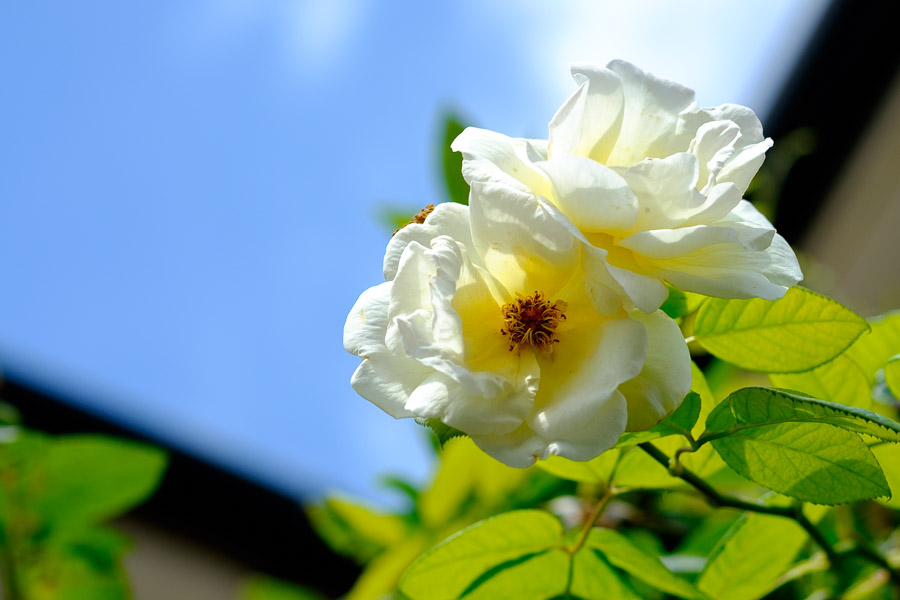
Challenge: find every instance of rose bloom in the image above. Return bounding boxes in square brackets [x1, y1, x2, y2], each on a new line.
[452, 60, 802, 312]
[344, 186, 690, 467]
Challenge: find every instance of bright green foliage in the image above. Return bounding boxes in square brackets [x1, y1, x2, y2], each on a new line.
[440, 113, 470, 205]
[457, 550, 570, 600]
[616, 392, 701, 447]
[33, 435, 167, 527]
[570, 550, 641, 600]
[0, 429, 167, 600]
[537, 449, 619, 485]
[770, 354, 873, 409]
[661, 287, 689, 319]
[306, 497, 409, 564]
[703, 388, 892, 504]
[586, 529, 704, 599]
[399, 510, 702, 600]
[398, 510, 563, 599]
[698, 512, 808, 600]
[846, 310, 900, 376]
[240, 575, 327, 600]
[872, 443, 900, 510]
[703, 387, 900, 444]
[424, 418, 467, 448]
[694, 287, 869, 373]
[308, 437, 553, 600]
[885, 356, 900, 399]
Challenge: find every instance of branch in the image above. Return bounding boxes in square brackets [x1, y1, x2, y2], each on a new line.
[637, 442, 840, 566]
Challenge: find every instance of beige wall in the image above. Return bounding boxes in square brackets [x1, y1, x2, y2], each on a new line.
[801, 73, 900, 316]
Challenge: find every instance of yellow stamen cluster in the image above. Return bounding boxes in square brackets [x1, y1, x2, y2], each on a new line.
[392, 204, 435, 236]
[500, 291, 568, 353]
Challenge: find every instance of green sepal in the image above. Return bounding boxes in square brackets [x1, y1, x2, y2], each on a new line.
[421, 418, 468, 448]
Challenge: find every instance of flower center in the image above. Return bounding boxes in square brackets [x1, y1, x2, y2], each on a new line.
[392, 204, 435, 236]
[500, 291, 568, 353]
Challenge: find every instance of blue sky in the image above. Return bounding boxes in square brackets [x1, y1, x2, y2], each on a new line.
[0, 0, 828, 503]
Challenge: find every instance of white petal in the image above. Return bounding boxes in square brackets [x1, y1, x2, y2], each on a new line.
[472, 389, 627, 466]
[717, 137, 773, 195]
[468, 180, 581, 296]
[548, 63, 624, 163]
[605, 60, 696, 166]
[406, 359, 538, 436]
[530, 317, 646, 442]
[451, 127, 552, 198]
[616, 154, 702, 231]
[618, 310, 692, 431]
[604, 262, 669, 313]
[689, 120, 740, 191]
[343, 281, 391, 357]
[384, 202, 472, 281]
[470, 421, 553, 468]
[350, 352, 427, 419]
[621, 226, 802, 299]
[538, 155, 639, 234]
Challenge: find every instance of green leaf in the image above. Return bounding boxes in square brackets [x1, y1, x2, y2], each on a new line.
[439, 113, 470, 205]
[661, 286, 689, 319]
[241, 575, 327, 600]
[611, 446, 685, 491]
[459, 550, 570, 600]
[419, 437, 530, 527]
[694, 287, 869, 373]
[846, 310, 900, 376]
[537, 449, 619, 485]
[570, 549, 641, 600]
[702, 387, 900, 444]
[698, 512, 807, 600]
[616, 392, 701, 448]
[702, 388, 891, 504]
[885, 355, 900, 399]
[306, 497, 407, 563]
[587, 529, 704, 599]
[424, 418, 467, 448]
[35, 435, 167, 525]
[872, 443, 900, 511]
[769, 354, 873, 409]
[398, 510, 563, 600]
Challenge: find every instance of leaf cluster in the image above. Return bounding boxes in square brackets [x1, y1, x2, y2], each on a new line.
[0, 418, 167, 600]
[304, 287, 900, 600]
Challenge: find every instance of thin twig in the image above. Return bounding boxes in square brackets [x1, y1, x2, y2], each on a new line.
[566, 487, 616, 555]
[637, 442, 842, 567]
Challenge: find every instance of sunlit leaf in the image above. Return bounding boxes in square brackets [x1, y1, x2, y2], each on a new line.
[537, 449, 619, 485]
[871, 443, 900, 511]
[345, 539, 426, 600]
[587, 529, 704, 599]
[306, 497, 408, 563]
[694, 287, 868, 373]
[698, 512, 807, 600]
[241, 576, 327, 600]
[35, 435, 167, 525]
[846, 310, 900, 376]
[703, 388, 891, 504]
[439, 113, 470, 205]
[419, 437, 529, 528]
[702, 387, 900, 444]
[885, 355, 900, 400]
[616, 392, 701, 448]
[398, 510, 562, 600]
[570, 549, 640, 600]
[769, 354, 873, 409]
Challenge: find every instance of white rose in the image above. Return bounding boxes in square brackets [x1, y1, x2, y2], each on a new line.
[344, 189, 691, 467]
[452, 60, 803, 312]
